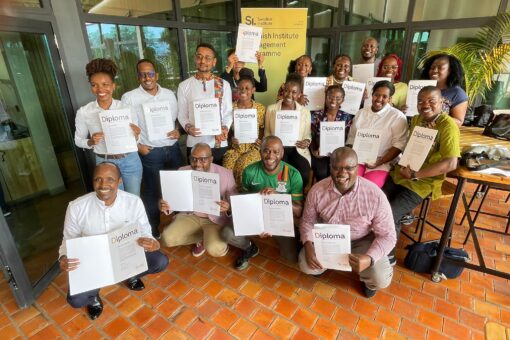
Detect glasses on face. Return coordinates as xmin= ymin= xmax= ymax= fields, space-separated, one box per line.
xmin=138 ymin=71 xmax=156 ymax=78
xmin=382 ymin=65 xmax=398 ymax=70
xmin=190 ymin=156 xmax=212 ymax=163
xmin=195 ymin=54 xmax=214 ymax=62
xmin=332 ymin=165 xmax=358 ymax=172
xmin=327 ymin=95 xmax=344 ymax=101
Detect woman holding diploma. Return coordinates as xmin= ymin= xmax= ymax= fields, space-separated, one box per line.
xmin=277 ymin=55 xmax=313 ymax=105
xmin=346 ymin=80 xmax=408 ymax=188
xmin=265 ymin=73 xmax=312 ymax=186
xmin=376 ymin=54 xmax=407 ymax=110
xmin=74 ymin=58 xmax=142 ymax=195
xmin=326 ymin=54 xmax=353 ymax=86
xmin=223 ymin=75 xmax=266 ymax=187
xmin=310 ymin=85 xmax=352 ymax=181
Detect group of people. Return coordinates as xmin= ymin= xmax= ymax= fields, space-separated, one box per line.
xmin=58 ymin=38 xmax=462 ymax=319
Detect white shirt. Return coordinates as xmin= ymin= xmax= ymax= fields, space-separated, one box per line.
xmin=58 ymin=190 xmax=153 ymax=257
xmin=121 ymin=84 xmax=178 ymax=148
xmin=177 ymin=77 xmax=233 ymax=148
xmin=347 ymin=103 xmax=408 ymax=172
xmin=74 ymin=99 xmax=138 ymax=155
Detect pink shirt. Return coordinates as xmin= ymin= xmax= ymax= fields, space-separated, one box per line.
xmin=300 ymin=177 xmax=396 ymax=262
xmin=180 ymin=163 xmax=238 ymax=226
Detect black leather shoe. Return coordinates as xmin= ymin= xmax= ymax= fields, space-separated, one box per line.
xmin=126 ymin=277 xmax=145 ymax=291
xmin=362 ymin=282 xmax=377 ymax=298
xmin=87 ymin=296 xmax=103 ymax=320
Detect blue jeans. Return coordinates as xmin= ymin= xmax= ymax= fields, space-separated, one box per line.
xmin=140 ymin=143 xmax=182 ymax=234
xmin=95 ymin=151 xmax=142 ymax=196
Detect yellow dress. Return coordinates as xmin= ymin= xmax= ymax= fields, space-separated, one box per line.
xmin=222 ymin=101 xmax=266 ymax=187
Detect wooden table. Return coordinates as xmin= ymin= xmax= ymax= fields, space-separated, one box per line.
xmin=431 ymin=127 xmax=510 ymax=282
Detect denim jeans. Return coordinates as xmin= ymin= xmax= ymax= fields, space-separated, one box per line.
xmin=140 ymin=143 xmax=182 ymax=235
xmin=95 ymin=151 xmax=142 ymax=196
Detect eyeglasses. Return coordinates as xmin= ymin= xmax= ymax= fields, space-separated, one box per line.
xmin=138 ymin=71 xmax=156 ymax=78
xmin=382 ymin=65 xmax=398 ymax=70
xmin=190 ymin=156 xmax=212 ymax=163
xmin=326 ymin=95 xmax=344 ymax=101
xmin=195 ymin=54 xmax=214 ymax=62
xmin=331 ymin=165 xmax=358 ymax=172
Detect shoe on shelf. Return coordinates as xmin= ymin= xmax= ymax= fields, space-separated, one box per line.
xmin=192 ymin=241 xmax=206 ymax=257
xmin=126 ymin=277 xmax=145 ymax=291
xmin=362 ymin=282 xmax=377 ymax=298
xmin=234 ymin=242 xmax=259 ymax=271
xmin=400 ymin=214 xmax=416 ymax=225
xmin=87 ymin=295 xmax=103 ymax=320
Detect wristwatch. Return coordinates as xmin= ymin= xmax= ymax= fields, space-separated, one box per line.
xmin=411 ymin=170 xmax=419 ymax=182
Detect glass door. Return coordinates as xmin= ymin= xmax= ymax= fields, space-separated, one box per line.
xmin=0 ymin=21 xmax=86 ymax=308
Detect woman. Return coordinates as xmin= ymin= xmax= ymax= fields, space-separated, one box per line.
xmin=326 ymin=54 xmax=353 ymax=86
xmin=223 ymin=75 xmax=266 ymax=187
xmin=376 ymin=53 xmax=407 ymax=110
xmin=74 ymin=58 xmax=143 ymax=195
xmin=346 ymin=80 xmax=408 ymax=188
xmin=420 ymin=53 xmax=468 ymax=126
xmin=266 ymin=73 xmax=312 ymax=185
xmin=277 ymin=55 xmax=313 ymax=105
xmin=310 ymin=85 xmax=352 ymax=181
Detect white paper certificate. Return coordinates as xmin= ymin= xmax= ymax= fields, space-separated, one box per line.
xmin=235 ymin=24 xmax=263 ymax=63
xmin=160 ymin=170 xmax=221 ymax=216
xmin=99 ymin=108 xmax=138 ymax=154
xmin=275 ymin=110 xmax=300 ymax=146
xmin=231 ymin=193 xmax=294 ymax=237
xmin=312 ymin=224 xmax=351 ymax=271
xmin=303 ymin=77 xmax=327 ymax=111
xmin=193 ymin=98 xmax=221 ymax=136
xmin=319 ymin=121 xmax=345 ymax=156
xmin=67 ymin=225 xmax=148 ymax=295
xmin=352 ymin=64 xmax=375 ymax=84
xmin=398 ymin=126 xmax=438 ymax=171
xmin=352 ymin=129 xmax=382 ymax=164
xmin=363 ymin=77 xmax=391 ymax=108
xmin=234 ymin=109 xmax=258 ymax=144
xmin=341 ymin=81 xmax=366 ymax=115
xmin=142 ymin=100 xmax=175 ymax=141
xmin=406 ymin=80 xmax=437 ymax=117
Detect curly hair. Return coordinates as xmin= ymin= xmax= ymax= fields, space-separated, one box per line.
xmin=326 ymin=84 xmax=345 ymax=98
xmin=85 ymin=58 xmax=117 ymax=81
xmin=285 ymin=72 xmax=303 ymax=92
xmin=377 ymin=53 xmax=403 ymax=82
xmin=420 ymin=53 xmax=465 ymax=89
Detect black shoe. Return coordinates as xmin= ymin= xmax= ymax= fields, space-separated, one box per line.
xmin=388 ymin=255 xmax=396 ymax=267
xmin=87 ymin=296 xmax=103 ymax=320
xmin=362 ymin=282 xmax=377 ymax=298
xmin=234 ymin=242 xmax=259 ymax=271
xmin=126 ymin=277 xmax=145 ymax=291
xmin=400 ymin=214 xmax=416 ymax=225
xmin=153 ymin=230 xmax=161 ymax=239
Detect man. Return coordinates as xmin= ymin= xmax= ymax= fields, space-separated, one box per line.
xmin=178 ymin=43 xmax=233 ymax=165
xmin=299 ymin=147 xmax=395 ymax=298
xmin=221 ymin=136 xmax=303 ymax=270
xmin=121 ymin=59 xmax=182 ymax=238
xmin=360 ymin=36 xmax=380 ymax=74
xmin=58 ymin=162 xmax=168 ymax=320
xmin=160 ymin=143 xmax=237 ymax=257
xmin=383 ymin=86 xmax=460 ymax=265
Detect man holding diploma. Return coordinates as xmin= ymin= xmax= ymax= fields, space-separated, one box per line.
xmin=299 ymin=147 xmax=395 ymax=298
xmin=58 ymin=163 xmax=168 ymax=320
xmin=122 ymin=59 xmax=182 ymax=238
xmin=221 ymin=136 xmax=304 ymax=270
xmin=382 ymin=86 xmax=460 ymax=265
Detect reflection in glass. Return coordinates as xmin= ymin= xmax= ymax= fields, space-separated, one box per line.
xmin=413 ymin=0 xmax=499 ymax=21
xmin=80 ymin=0 xmax=175 ymax=20
xmin=86 ymin=23 xmax=181 ymax=94
xmin=241 ymin=0 xmax=278 ymax=7
xmin=345 ymin=0 xmax=408 ymax=25
xmin=286 ymin=0 xmax=340 ymax=28
xmin=339 ymin=29 xmax=406 ymax=64
xmin=181 ymin=0 xmax=234 ymax=25
xmin=0 ymin=31 xmax=86 ymax=284
xmin=308 ymin=37 xmax=330 ymax=76
xmin=1 ymin=0 xmax=41 ymax=7
xmin=184 ymin=29 xmax=233 ymax=78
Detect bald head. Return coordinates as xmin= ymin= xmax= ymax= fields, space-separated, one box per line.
xmin=330 ymin=147 xmax=358 ymax=164
xmin=94 ymin=161 xmax=121 ymax=179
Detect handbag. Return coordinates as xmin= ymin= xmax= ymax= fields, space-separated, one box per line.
xmin=483 ymin=113 xmax=510 ymax=141
xmin=404 ymin=240 xmax=469 ymax=279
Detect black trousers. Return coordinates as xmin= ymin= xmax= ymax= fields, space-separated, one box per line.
xmin=283 ymin=147 xmax=310 ymax=186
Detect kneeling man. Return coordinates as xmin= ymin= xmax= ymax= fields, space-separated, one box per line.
xmin=59 ymin=162 xmax=168 ymax=319
xmin=299 ymin=147 xmax=395 ymax=298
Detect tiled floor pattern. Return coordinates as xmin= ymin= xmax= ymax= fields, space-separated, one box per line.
xmin=0 ymin=182 xmax=509 ymax=339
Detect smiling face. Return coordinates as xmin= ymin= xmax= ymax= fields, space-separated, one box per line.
xmin=361 ymin=38 xmax=378 ymax=62
xmin=326 ymin=88 xmax=344 ymax=112
xmin=333 ymin=56 xmax=351 ymax=81
xmin=260 ymin=138 xmax=284 ymax=175
xmin=330 ymin=151 xmax=358 ymax=194
xmin=380 ymin=57 xmax=398 ymax=81
xmin=137 ymin=61 xmax=159 ymax=94
xmin=428 ymin=56 xmax=450 ymax=86
xmin=417 ymin=88 xmax=443 ymax=122
xmin=90 ymin=72 xmax=115 ymax=104
xmin=371 ymin=86 xmax=392 ymax=112
xmin=237 ymin=78 xmax=255 ymax=104
xmin=195 ymin=46 xmax=217 ymax=74
xmin=190 ymin=145 xmax=213 ymax=172
xmin=283 ymin=81 xmax=301 ymax=106
xmin=295 ymin=56 xmax=312 ymax=77
xmin=93 ymin=163 xmax=122 ymax=206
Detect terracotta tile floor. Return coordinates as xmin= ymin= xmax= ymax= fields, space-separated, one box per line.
xmin=1 ymin=182 xmax=509 ymax=339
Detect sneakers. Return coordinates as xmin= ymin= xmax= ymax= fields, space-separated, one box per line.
xmin=234 ymin=242 xmax=259 ymax=270
xmin=363 ymin=282 xmax=377 ymax=298
xmin=192 ymin=241 xmax=206 ymax=257
xmin=400 ymin=214 xmax=416 ymax=225
xmin=388 ymin=254 xmax=396 ymax=267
